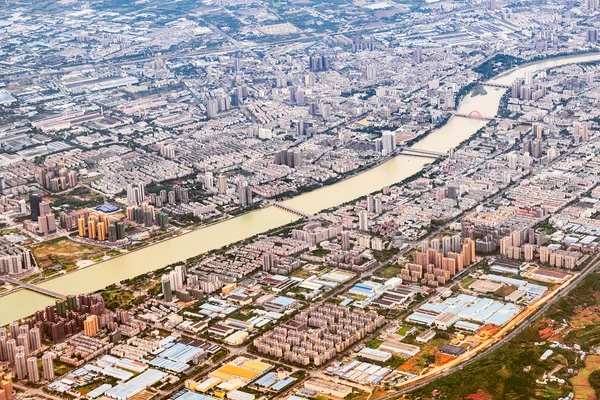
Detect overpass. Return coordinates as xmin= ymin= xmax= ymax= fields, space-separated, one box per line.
xmin=270 ymin=201 xmax=313 ymax=219
xmin=0 ymin=276 xmax=66 ymax=300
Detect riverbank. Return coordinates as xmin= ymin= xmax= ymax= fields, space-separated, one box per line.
xmin=1 ymin=51 xmax=600 ymax=326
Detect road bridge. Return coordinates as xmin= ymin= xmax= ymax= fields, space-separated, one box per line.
xmin=401 ymin=148 xmax=445 ymax=157
xmin=0 ymin=276 xmax=66 ymax=300
xmin=483 ymin=82 xmax=511 ymax=89
xmin=270 ymin=201 xmax=313 ymax=219
xmin=454 ymin=109 xmax=494 ymax=121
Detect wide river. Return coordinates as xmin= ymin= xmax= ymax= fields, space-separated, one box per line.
xmin=1 ymin=52 xmax=600 ymax=325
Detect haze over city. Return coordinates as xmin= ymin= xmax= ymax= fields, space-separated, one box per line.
xmin=1 ymin=0 xmax=600 ymax=399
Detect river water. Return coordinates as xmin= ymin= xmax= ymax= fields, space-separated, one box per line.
xmin=1 ymin=53 xmax=599 ymax=325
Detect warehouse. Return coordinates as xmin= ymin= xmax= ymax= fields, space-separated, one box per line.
xmin=378 ymin=339 xmax=420 ymax=358
xmin=105 ymin=369 xmax=166 ymax=399
xmin=439 ymin=344 xmax=467 ymax=357
xmin=304 ymin=379 xmax=352 ymax=398
xmin=357 ymin=348 xmax=392 ymax=363
xmin=408 ymin=294 xmax=522 ymax=328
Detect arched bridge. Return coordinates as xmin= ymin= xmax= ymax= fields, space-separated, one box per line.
xmin=454 ymin=109 xmax=493 ymax=121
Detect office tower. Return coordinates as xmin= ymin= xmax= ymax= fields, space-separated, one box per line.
xmin=173 ymin=265 xmax=186 ymax=291
xmin=161 ymin=275 xmax=173 ymax=302
xmin=29 ymin=194 xmax=43 ymax=221
xmin=27 ymin=356 xmax=39 ymax=383
xmin=341 ymin=231 xmax=350 ymax=251
xmin=358 ymin=211 xmax=368 ymax=231
xmin=83 ymin=315 xmax=99 ymax=337
xmin=15 ymin=352 xmax=26 ymax=380
xmin=42 ymin=353 xmax=54 ymax=381
xmin=488 ymin=0 xmax=496 ymax=10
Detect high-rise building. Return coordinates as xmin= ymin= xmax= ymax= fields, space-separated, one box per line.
xmin=29 ymin=328 xmax=41 ymax=352
xmin=366 ymin=196 xmax=375 ymax=213
xmin=218 ymin=175 xmax=228 ymax=194
xmin=15 ymin=351 xmax=27 ymax=380
xmin=238 ymin=181 xmax=253 ymax=208
xmin=204 ymin=172 xmax=214 ymax=190
xmin=206 ymin=99 xmax=219 ymax=118
xmin=586 ymin=0 xmax=598 ymax=12
xmin=381 ymin=132 xmax=397 ymax=155
xmin=413 ymin=48 xmax=423 ymax=64
xmin=42 ymin=353 xmax=54 ymax=381
xmin=358 ymin=211 xmax=368 ymax=231
xmin=374 ymin=198 xmax=383 ymax=214
xmin=5 ymin=339 xmax=16 ymax=364
xmin=161 ymin=275 xmax=173 ymax=302
xmin=83 ymin=315 xmax=99 ymax=337
xmin=29 ymin=194 xmax=43 ymax=221
xmin=341 ymin=231 xmax=350 ymax=251
xmin=16 ymin=334 xmax=29 ymax=356
xmin=26 ymin=356 xmax=39 ymax=383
